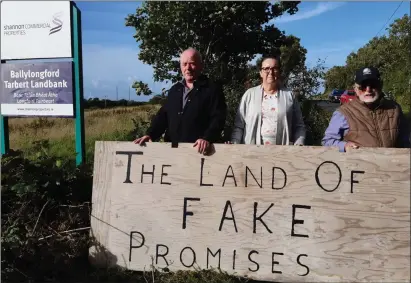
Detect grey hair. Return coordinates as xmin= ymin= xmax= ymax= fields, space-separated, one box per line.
xmin=181 ymin=47 xmax=203 ymax=63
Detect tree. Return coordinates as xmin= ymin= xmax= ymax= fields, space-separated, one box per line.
xmin=244 ymin=35 xmax=308 ymax=87
xmin=287 ymin=58 xmax=327 ymax=100
xmin=132 ymin=80 xmax=152 ymax=96
xmin=324 ymin=65 xmax=350 ymax=90
xmin=323 ymin=14 xmax=410 ymax=110
xmin=125 ymin=1 xmax=301 ymax=85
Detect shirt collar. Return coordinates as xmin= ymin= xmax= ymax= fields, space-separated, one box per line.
xmin=178 ymin=74 xmax=208 ymax=88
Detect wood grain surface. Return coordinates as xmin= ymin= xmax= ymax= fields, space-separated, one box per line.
xmin=89 ymin=141 xmax=410 ymax=282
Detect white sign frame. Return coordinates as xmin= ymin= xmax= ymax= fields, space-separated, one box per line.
xmin=1 ymin=1 xmax=72 ymax=60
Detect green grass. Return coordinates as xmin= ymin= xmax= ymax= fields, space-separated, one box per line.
xmin=8 ymin=105 xmax=159 ymax=163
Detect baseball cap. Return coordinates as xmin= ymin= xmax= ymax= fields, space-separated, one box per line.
xmin=354 ymin=67 xmax=381 ymax=84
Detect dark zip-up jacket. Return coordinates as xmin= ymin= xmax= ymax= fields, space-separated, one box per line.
xmin=146 ymin=75 xmax=227 ymax=143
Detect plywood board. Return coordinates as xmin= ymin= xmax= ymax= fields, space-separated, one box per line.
xmin=89 ymin=141 xmax=410 ymax=282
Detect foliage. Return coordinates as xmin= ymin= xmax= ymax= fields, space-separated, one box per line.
xmin=300 ymin=101 xmax=332 ymax=146
xmin=84 ymin=97 xmax=148 ymax=109
xmin=244 ymin=35 xmax=307 ymax=86
xmin=128 ymin=115 xmax=153 ymax=140
xmin=221 ymin=82 xmax=248 ymax=141
xmin=1 ymin=145 xmax=93 ymax=282
xmin=287 ymin=58 xmax=327 ymax=100
xmin=132 ymin=80 xmax=153 ymax=96
xmin=125 ymin=1 xmax=301 ymax=84
xmin=324 ymin=14 xmax=410 ymax=110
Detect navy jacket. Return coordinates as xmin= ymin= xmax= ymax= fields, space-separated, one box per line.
xmin=146 ymin=75 xmax=227 ymax=144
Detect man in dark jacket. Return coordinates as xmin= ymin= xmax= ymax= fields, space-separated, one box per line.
xmin=134 ymin=48 xmax=227 ymax=154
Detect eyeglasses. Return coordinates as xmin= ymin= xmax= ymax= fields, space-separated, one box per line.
xmin=261 ymin=67 xmax=280 ymax=73
xmin=358 ymin=80 xmax=380 ymax=91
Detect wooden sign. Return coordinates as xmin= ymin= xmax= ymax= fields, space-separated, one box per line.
xmin=89 ymin=141 xmax=410 ymax=282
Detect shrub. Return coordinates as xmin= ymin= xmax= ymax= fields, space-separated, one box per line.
xmin=1 ymin=146 xmax=93 ymax=282
xmin=300 ymin=100 xmax=332 ymax=146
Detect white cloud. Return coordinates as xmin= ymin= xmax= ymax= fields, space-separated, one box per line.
xmin=273 ymin=2 xmax=345 ymax=24
xmin=82 ymin=43 xmax=171 ymax=101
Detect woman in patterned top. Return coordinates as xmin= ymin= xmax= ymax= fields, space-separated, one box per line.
xmin=229 ymin=55 xmax=306 ymax=145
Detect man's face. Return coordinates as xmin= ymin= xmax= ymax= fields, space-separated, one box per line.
xmin=260 ymin=58 xmax=280 ymax=85
xmin=355 ymin=79 xmax=382 ymax=104
xmin=180 ymin=51 xmax=202 ymax=83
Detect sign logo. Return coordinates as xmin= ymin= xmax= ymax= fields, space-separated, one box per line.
xmin=49 ymin=12 xmax=63 ymax=35
xmin=363 ymin=68 xmax=371 ymax=75
xmin=2 ymin=11 xmax=64 ymax=37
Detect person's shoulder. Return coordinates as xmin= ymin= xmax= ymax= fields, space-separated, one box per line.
xmin=339 ymin=100 xmax=353 ymax=112
xmin=240 ymin=85 xmax=260 ymax=100
xmin=168 ymin=80 xmax=183 ymax=92
xmin=332 ymin=108 xmax=347 ymax=121
xmin=279 ymin=87 xmax=296 ymax=99
xmin=247 ymin=85 xmax=261 ymax=92
xmin=383 ymin=97 xmax=402 ymax=110
xmin=280 ymin=87 xmax=293 ymax=94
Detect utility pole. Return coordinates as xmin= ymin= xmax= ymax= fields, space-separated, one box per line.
xmin=128 ymin=86 xmax=131 ymax=101
xmin=116 ymin=85 xmax=118 ymax=101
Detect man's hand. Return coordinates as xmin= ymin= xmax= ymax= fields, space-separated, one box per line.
xmin=344 ymin=141 xmax=359 ymax=151
xmin=134 ymin=135 xmax=152 ymax=145
xmin=193 ymin=139 xmax=210 ymax=154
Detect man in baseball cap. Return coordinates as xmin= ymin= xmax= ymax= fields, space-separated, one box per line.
xmin=322 ymin=66 xmax=410 ymax=152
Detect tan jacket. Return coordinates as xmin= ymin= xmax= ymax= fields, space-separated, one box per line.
xmin=339 ymin=97 xmax=401 ymax=147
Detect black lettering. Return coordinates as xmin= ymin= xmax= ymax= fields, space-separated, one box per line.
xmin=141 ymin=164 xmax=155 ymax=183
xmin=253 ymin=202 xmax=273 ymax=233
xmin=248 ymin=250 xmax=259 ymax=272
xmin=271 ymin=252 xmax=283 ymax=274
xmin=291 ymin=204 xmax=311 ymax=238
xmin=180 ymin=247 xmax=196 ymax=268
xmin=351 ymin=170 xmax=365 ymax=193
xmin=222 ymin=165 xmax=237 ymax=187
xmin=116 ymin=151 xmax=143 ymax=183
xmin=206 ymin=248 xmax=221 ymax=269
xmin=156 ymin=244 xmax=169 ymax=265
xmin=297 ymin=254 xmax=310 ymax=276
xmin=182 ymin=197 xmax=200 ymax=229
xmin=219 ymin=201 xmax=238 ymax=232
xmin=161 ymin=165 xmax=172 ymax=185
xmin=272 ymin=167 xmax=287 ymax=190
xmin=233 ymin=249 xmax=237 ymax=270
xmin=315 ymin=161 xmax=342 ymax=192
xmin=200 ymin=158 xmax=213 ymax=186
xmin=129 ymin=231 xmax=145 ymax=262
xmin=245 ymin=166 xmax=262 ymax=188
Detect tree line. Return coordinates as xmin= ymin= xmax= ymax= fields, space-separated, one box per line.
xmin=324 ymin=15 xmax=410 ymax=111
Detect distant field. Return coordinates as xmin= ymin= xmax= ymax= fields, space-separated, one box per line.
xmin=8 ymin=104 xmax=160 ymax=161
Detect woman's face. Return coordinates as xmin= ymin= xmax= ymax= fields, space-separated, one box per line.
xmin=260 ymin=58 xmax=280 ymax=85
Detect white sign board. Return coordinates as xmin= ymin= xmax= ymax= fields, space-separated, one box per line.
xmin=1 ymin=1 xmax=72 ymax=60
